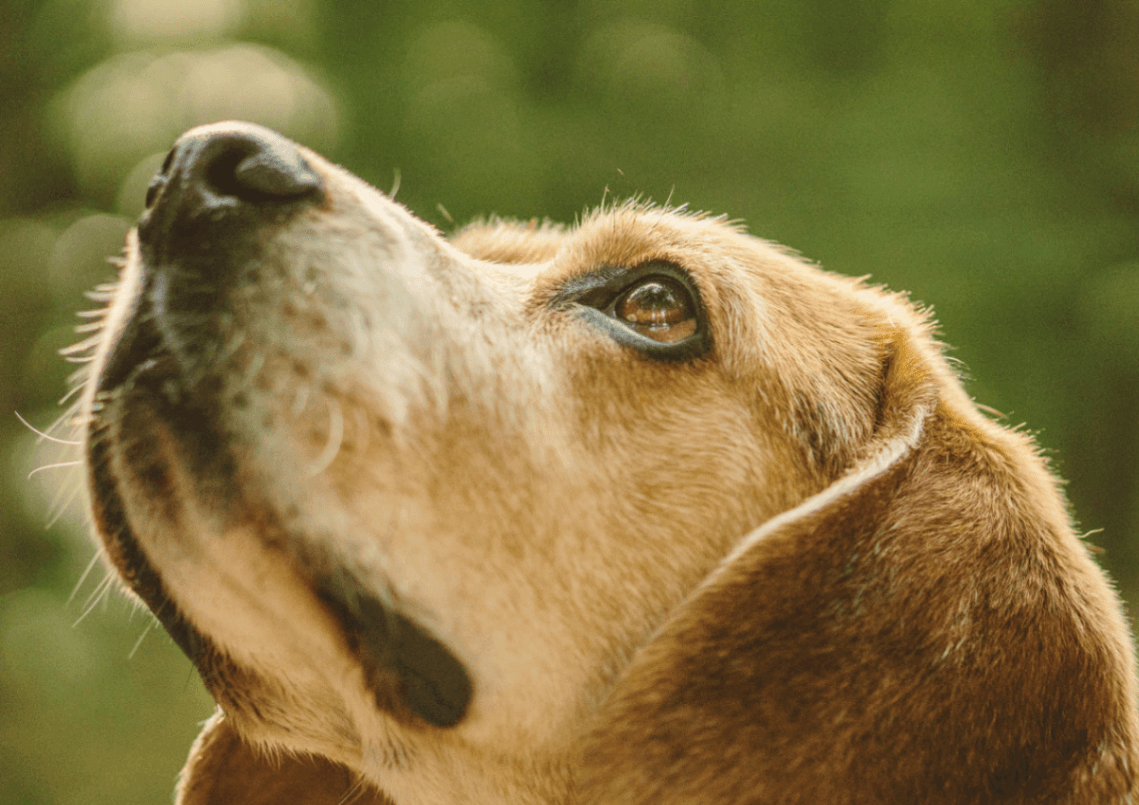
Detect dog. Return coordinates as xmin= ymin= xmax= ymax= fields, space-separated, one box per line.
xmin=76 ymin=121 xmax=1139 ymax=804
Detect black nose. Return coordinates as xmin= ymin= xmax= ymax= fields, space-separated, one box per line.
xmin=133 ymin=123 xmax=326 ymax=317
xmin=141 ymin=123 xmax=324 ymax=237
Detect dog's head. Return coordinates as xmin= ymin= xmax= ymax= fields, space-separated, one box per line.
xmin=79 ymin=122 xmax=1139 ymax=804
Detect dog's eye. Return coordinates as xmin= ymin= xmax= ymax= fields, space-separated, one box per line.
xmin=614 ymin=278 xmax=698 ymax=344
xmin=553 ymin=260 xmax=710 ymax=360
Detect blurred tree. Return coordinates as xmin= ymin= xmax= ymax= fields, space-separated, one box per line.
xmin=1020 ymin=0 xmax=1139 ymax=594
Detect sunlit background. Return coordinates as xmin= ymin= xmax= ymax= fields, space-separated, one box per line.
xmin=2 ymin=1 xmax=1138 ymax=801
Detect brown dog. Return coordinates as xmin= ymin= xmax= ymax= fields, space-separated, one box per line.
xmin=77 ymin=121 xmax=1138 ymax=804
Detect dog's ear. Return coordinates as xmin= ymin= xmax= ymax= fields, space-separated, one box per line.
xmin=176 ymin=708 xmax=391 ymax=805
xmin=579 ymin=315 xmax=1139 ymax=804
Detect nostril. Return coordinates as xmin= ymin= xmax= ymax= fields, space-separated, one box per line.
xmin=235 ymin=144 xmax=322 ymax=198
xmin=201 ymin=135 xmax=322 ymax=203
xmin=203 ymin=148 xmax=250 ymax=199
xmin=139 ymin=125 xmax=325 ymax=246
xmin=145 ymin=146 xmax=178 ymax=209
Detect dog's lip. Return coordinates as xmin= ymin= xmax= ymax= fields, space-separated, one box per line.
xmin=93 ymin=269 xmax=165 ymax=397
xmin=313 ymin=572 xmax=473 ymax=729
xmin=86 ymin=238 xmax=474 ymax=728
xmin=89 ymin=337 xmax=474 ymax=731
xmin=85 ymin=406 xmax=212 ymax=666
xmin=89 ymin=393 xmax=474 ymax=729
xmin=85 ymin=261 xmax=214 ymax=660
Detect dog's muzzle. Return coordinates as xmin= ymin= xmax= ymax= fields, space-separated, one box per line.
xmin=87 ymin=124 xmax=472 ymax=729
xmin=97 ymin=124 xmax=326 ymax=395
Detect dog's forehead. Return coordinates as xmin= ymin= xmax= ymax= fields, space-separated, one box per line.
xmin=451 ymin=207 xmax=776 ymax=327
xmin=553 ymin=207 xmax=749 ymax=277
xmin=453 ymin=207 xmax=753 ymax=273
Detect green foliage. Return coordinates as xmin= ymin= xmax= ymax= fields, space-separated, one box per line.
xmin=2 ymin=1 xmax=1137 ymax=801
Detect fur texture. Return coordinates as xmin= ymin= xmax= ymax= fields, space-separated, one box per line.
xmin=77 ymin=122 xmax=1139 ymax=804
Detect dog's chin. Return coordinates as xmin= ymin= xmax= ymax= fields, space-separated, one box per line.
xmin=86 ymin=317 xmax=473 ymax=733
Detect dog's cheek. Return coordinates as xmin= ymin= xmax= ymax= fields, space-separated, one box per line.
xmin=568 ymin=359 xmax=803 ymax=544
xmin=517 ymin=356 xmax=789 ymax=650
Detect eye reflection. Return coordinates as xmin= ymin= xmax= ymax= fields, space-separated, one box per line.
xmin=615 ymin=278 xmax=698 ymax=343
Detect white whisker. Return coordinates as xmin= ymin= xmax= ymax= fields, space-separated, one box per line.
xmin=46 ymin=479 xmax=84 ymax=530
xmin=58 ymin=379 xmax=89 ymax=407
xmin=68 ymin=552 xmax=104 ymax=605
xmin=73 ymin=573 xmax=116 ymax=627
xmin=27 ymin=460 xmax=82 ymax=479
xmin=14 ymin=410 xmax=82 ymax=446
xmin=128 ymin=618 xmax=157 ymax=659
xmin=305 ymin=397 xmax=344 ymax=477
xmin=337 ymin=776 xmax=367 ymax=805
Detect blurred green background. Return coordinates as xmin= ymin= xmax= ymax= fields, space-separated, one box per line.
xmin=2 ymin=0 xmax=1138 ymax=802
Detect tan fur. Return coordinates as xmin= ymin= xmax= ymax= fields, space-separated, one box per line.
xmin=80 ymin=122 xmax=1139 ymax=804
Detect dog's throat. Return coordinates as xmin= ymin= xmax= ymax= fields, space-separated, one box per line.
xmin=315 ymin=577 xmax=472 ymax=728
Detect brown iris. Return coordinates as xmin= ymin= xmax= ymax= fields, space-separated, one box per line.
xmin=615 ymin=278 xmax=698 ymax=343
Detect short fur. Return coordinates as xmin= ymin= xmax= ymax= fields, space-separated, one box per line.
xmin=78 ymin=122 xmax=1139 ymax=804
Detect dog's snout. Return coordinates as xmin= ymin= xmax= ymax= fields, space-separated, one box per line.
xmin=142 ymin=124 xmax=323 ymax=242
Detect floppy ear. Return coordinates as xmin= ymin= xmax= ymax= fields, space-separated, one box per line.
xmin=579 ymin=320 xmax=1139 ymax=804
xmin=176 ymin=708 xmax=391 ymax=805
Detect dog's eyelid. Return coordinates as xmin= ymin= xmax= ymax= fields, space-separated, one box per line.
xmin=550 ymin=260 xmax=701 ymax=307
xmin=547 ymin=265 xmax=629 ymax=307
xmin=550 ymin=260 xmax=711 ymax=359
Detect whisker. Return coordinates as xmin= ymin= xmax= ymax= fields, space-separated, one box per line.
xmin=128 ymin=618 xmax=157 ymax=659
xmin=27 ymin=460 xmax=82 ymax=479
xmin=84 ymin=291 xmax=113 ymax=303
xmin=58 ymin=380 xmax=88 ymax=407
xmin=60 ymin=336 xmax=102 ymax=356
xmin=68 ymin=552 xmax=104 ymax=605
xmin=46 ymin=480 xmax=84 ymax=530
xmin=338 ymin=775 xmax=368 ymax=805
xmin=305 ymin=397 xmax=344 ymax=477
xmin=73 ymin=573 xmax=117 ymax=628
xmin=14 ymin=411 xmax=82 ymax=446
